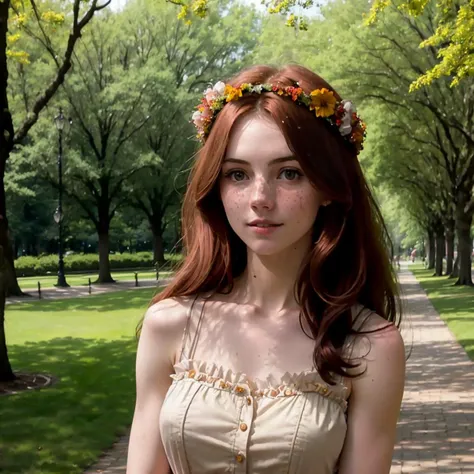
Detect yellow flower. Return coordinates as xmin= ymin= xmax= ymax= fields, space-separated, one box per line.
xmin=309 ymin=88 xmax=337 ymax=117
xmin=224 ymin=85 xmax=243 ymax=102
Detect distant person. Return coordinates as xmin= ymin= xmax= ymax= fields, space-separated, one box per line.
xmin=411 ymin=248 xmax=417 ymax=263
xmin=127 ymin=64 xmax=405 ymax=474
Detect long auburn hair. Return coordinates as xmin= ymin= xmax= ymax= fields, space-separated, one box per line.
xmin=146 ymin=63 xmax=401 ymax=384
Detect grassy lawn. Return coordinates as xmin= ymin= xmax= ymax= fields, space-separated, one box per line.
xmin=18 ymin=270 xmax=173 ymax=290
xmin=1 ymin=287 xmax=160 ymax=474
xmin=410 ymin=264 xmax=474 ymax=361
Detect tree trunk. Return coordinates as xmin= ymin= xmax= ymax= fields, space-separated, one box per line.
xmin=0 ymin=0 xmax=16 ymax=381
xmin=427 ymin=229 xmax=435 ymax=269
xmin=445 ymin=225 xmax=455 ymax=276
xmin=96 ymin=195 xmax=115 ymax=284
xmin=97 ymin=232 xmax=115 ymax=283
xmin=454 ymin=192 xmax=473 ymax=286
xmin=148 ymin=213 xmax=166 ymax=266
xmin=4 ymin=234 xmax=22 ymax=296
xmin=434 ymin=231 xmax=445 ymax=277
xmin=153 ymin=232 xmax=166 ymax=266
xmin=0 ymin=245 xmax=14 ymax=382
xmin=0 ymin=8 xmax=21 ymax=299
xmin=449 ymin=253 xmax=459 ymax=279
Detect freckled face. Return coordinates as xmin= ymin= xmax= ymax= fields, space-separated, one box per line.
xmin=219 ymin=114 xmax=323 ymax=256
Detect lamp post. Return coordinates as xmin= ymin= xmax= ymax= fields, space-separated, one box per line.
xmin=54 ymin=108 xmax=70 ymax=288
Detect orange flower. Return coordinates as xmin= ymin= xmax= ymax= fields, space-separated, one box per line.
xmin=224 ymin=85 xmax=242 ymax=102
xmin=309 ymin=88 xmax=337 ymax=117
xmin=352 ymin=128 xmax=365 ymax=145
xmin=286 ymin=86 xmax=302 ymax=101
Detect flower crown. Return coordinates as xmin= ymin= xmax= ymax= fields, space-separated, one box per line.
xmin=191 ymin=81 xmax=367 ymax=154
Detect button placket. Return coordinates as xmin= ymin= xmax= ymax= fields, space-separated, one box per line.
xmin=233 ymin=386 xmax=254 ymax=472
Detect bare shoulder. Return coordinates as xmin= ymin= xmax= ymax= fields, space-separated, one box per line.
xmin=338 ymin=309 xmax=406 ymax=473
xmin=350 ymin=308 xmax=405 ymax=381
xmin=355 ymin=309 xmax=404 ymax=346
xmin=142 ymin=295 xmax=195 ymax=342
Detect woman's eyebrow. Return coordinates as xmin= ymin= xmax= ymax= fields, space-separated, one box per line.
xmin=222 ymin=156 xmax=297 ymax=165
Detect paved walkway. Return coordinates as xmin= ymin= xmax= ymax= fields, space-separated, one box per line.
xmin=6 ymin=278 xmax=173 ymax=305
xmin=391 ymin=267 xmax=474 ymax=473
xmin=80 ymin=265 xmax=474 ymax=473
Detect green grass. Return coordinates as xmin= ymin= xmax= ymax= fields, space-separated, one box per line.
xmin=1 ymin=287 xmax=160 ymax=474
xmin=18 ymin=270 xmax=172 ymax=290
xmin=411 ymin=264 xmax=474 ymax=361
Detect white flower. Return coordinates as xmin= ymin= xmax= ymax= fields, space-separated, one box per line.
xmin=192 ymin=110 xmax=204 ymax=127
xmin=204 ymin=88 xmax=218 ymax=104
xmin=339 ymin=100 xmax=356 ymax=136
xmin=339 ymin=122 xmax=353 ymax=136
xmin=342 ymin=100 xmax=356 ymax=115
xmin=213 ymin=81 xmax=226 ymax=95
xmin=253 ymin=84 xmax=263 ymax=93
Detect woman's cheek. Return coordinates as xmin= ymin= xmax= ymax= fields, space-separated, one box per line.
xmin=221 ymin=186 xmax=245 ymax=215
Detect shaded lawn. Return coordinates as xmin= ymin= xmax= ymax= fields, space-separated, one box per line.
xmin=1 ymin=287 xmax=158 ymax=474
xmin=411 ymin=264 xmax=474 ymax=361
xmin=18 ymin=270 xmax=172 ymax=291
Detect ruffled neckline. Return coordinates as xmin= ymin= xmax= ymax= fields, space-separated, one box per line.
xmin=171 ymin=358 xmax=349 ymax=411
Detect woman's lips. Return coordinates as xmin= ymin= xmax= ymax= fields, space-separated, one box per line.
xmin=248 ymin=224 xmax=283 ymax=235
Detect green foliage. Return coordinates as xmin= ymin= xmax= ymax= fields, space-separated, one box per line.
xmin=255 ymin=0 xmax=471 ymax=245
xmin=14 ymin=252 xmax=184 ymax=277
xmin=365 ymin=0 xmax=474 ymax=89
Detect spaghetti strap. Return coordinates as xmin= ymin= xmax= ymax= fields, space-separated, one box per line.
xmin=178 ymin=294 xmax=208 ymax=362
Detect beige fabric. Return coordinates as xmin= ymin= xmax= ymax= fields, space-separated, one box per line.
xmin=159 ymin=296 xmax=361 ymax=474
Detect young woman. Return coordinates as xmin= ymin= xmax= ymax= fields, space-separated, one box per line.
xmin=126 ymin=64 xmax=406 ymax=474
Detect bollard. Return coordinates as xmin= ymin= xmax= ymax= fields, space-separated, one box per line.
xmin=134 ymin=272 xmax=138 ymax=287
xmin=38 ymin=282 xmax=41 ymax=299
xmin=88 ymin=278 xmax=92 ymax=295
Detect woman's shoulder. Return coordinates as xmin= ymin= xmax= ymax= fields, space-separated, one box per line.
xmin=348 ymin=303 xmax=404 ymax=364
xmin=350 ymin=302 xmax=397 ymax=331
xmin=143 ymin=294 xmax=198 ymax=339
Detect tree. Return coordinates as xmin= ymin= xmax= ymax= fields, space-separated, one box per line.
xmin=320 ymin=0 xmax=473 ymax=283
xmin=255 ymin=0 xmax=473 ymax=283
xmin=170 ymin=0 xmax=473 ymax=89
xmin=121 ymin=0 xmax=260 ymax=267
xmin=1 ymin=0 xmax=108 ymax=382
xmin=55 ymin=12 xmax=162 ymax=283
xmin=365 ymin=0 xmax=474 ymax=90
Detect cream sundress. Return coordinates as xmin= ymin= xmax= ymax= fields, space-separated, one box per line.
xmin=159 ymin=295 xmax=360 ymax=474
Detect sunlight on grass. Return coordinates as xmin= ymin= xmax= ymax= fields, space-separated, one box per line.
xmin=1 ymin=287 xmax=161 ymax=474
xmin=411 ymin=264 xmax=474 ymax=360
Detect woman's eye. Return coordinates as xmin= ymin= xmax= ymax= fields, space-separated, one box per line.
xmin=279 ymin=169 xmax=303 ymax=180
xmin=226 ymin=170 xmax=247 ymax=181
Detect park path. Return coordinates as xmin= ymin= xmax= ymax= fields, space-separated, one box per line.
xmin=72 ymin=265 xmax=472 ymax=473
xmin=5 ymin=278 xmax=173 ymax=305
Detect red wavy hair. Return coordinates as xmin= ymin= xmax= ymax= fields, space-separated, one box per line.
xmin=146 ymin=64 xmax=402 ymax=384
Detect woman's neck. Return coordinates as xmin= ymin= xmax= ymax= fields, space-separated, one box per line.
xmin=232 ymin=237 xmax=312 ymax=314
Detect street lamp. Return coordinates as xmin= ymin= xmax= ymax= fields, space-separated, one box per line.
xmin=53 ymin=108 xmax=71 ymax=288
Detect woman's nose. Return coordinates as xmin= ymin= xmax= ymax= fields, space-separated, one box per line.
xmin=250 ymin=178 xmax=275 ymax=211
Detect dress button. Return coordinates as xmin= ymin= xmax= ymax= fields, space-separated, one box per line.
xmin=236 ymin=452 xmax=245 ymax=463
xmin=247 ymin=396 xmax=252 ymax=405
xmin=240 ymin=422 xmax=248 ymax=431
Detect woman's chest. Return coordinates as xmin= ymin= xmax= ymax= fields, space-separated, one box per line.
xmin=159 ymin=363 xmax=348 ymax=474
xmin=181 ymin=309 xmax=317 ymax=381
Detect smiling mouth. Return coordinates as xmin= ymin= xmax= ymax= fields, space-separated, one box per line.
xmin=248 ymin=224 xmax=283 ymax=228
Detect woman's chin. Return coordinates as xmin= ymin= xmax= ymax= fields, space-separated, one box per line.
xmin=245 ymin=242 xmax=287 ymax=257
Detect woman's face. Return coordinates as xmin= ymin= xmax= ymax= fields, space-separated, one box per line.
xmin=219 ymin=114 xmax=323 ymax=256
